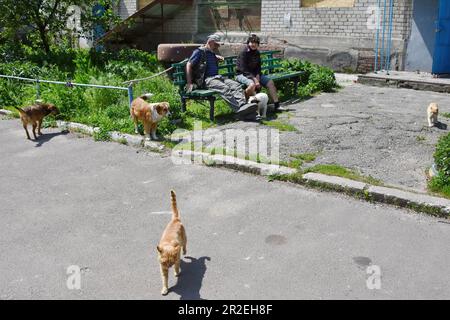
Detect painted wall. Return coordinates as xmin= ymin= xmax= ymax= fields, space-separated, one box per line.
xmin=405 ymin=0 xmax=439 ymax=72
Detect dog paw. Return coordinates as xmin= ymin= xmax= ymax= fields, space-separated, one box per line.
xmin=174 ymin=271 xmax=180 ymax=277
xmin=161 ymin=288 xmax=168 ymax=295
xmin=145 ymin=137 xmax=151 ymax=141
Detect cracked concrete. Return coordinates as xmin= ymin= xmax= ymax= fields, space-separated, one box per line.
xmin=185 ymin=83 xmax=450 ymax=192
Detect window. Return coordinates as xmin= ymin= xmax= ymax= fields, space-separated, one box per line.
xmin=301 ymin=0 xmax=355 ymax=8
xmin=198 ymin=0 xmax=261 ymax=33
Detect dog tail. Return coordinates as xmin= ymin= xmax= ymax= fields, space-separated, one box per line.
xmin=13 ymin=106 xmax=26 ymax=114
xmin=140 ymin=93 xmax=154 ymax=101
xmin=170 ymin=190 xmax=180 ymax=220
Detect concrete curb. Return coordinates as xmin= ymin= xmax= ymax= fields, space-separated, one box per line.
xmin=56 ymin=121 xmax=450 ymax=218
xmin=0 ymin=109 xmax=13 ymax=116
xmin=302 ymin=172 xmax=450 ymax=218
xmin=170 ymin=149 xmax=296 ymax=176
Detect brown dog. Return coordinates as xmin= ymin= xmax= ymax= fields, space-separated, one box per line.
xmin=14 ymin=103 xmax=59 ymax=140
xmin=157 ymin=190 xmax=187 ymax=295
xmin=130 ymin=94 xmax=170 ymax=140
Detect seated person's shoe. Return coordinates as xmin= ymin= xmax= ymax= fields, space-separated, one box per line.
xmin=236 ymin=102 xmax=258 ymax=117
xmin=273 ymin=102 xmax=286 ymax=112
xmin=274 ymin=105 xmax=287 ymax=112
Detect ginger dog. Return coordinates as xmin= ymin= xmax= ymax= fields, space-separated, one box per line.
xmin=14 ymin=103 xmax=59 ymax=140
xmin=157 ymin=190 xmax=187 ymax=295
xmin=130 ymin=94 xmax=170 ymax=140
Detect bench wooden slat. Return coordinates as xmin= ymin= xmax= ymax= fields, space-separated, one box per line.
xmin=185 ymin=90 xmax=216 ymax=97
xmin=266 ymin=71 xmax=305 ymax=81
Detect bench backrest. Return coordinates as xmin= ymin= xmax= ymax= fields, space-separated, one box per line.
xmin=171 ymin=50 xmax=283 ymax=93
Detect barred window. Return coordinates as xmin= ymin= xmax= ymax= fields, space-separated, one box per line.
xmin=198 ymin=0 xmax=261 ymax=33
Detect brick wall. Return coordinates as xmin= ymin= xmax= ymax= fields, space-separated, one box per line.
xmin=261 ymin=0 xmax=412 ymax=41
xmin=160 ymin=4 xmax=197 ymax=34
xmin=117 ymin=0 xmax=137 ymax=20
xmin=260 ymin=0 xmax=413 ymax=72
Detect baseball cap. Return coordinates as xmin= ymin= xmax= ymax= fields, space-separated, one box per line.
xmin=207 ymin=34 xmax=223 ymax=44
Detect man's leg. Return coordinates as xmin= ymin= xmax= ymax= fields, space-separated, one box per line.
xmin=223 ymin=78 xmax=249 ymax=105
xmin=223 ymin=78 xmax=260 ymax=119
xmin=206 ymin=77 xmax=242 ymax=112
xmin=261 ymin=76 xmax=282 ymax=111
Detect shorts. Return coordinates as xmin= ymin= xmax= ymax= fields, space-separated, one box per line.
xmin=235 ymin=74 xmax=271 ymax=87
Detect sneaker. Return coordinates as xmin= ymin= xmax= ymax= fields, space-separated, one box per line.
xmin=274 ymin=105 xmax=287 ymax=112
xmin=236 ymin=102 xmax=258 ymax=117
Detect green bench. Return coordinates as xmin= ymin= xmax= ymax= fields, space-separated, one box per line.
xmin=170 ymin=50 xmax=304 ymax=121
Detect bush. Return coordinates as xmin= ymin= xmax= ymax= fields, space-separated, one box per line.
xmin=277 ymin=58 xmax=338 ymax=97
xmin=429 ymin=133 xmax=450 ymax=197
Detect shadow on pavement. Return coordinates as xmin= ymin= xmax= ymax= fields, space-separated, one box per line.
xmin=170 ymin=256 xmax=211 ymax=300
xmin=34 ymin=130 xmax=69 ymax=148
xmin=436 ymin=122 xmax=448 ymax=130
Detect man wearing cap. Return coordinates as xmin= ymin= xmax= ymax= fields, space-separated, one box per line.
xmin=186 ymin=34 xmax=259 ymax=120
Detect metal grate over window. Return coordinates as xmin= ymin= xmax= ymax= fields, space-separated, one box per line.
xmin=198 ymin=0 xmax=261 ymax=33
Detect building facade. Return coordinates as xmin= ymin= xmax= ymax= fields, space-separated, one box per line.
xmin=108 ymin=0 xmax=450 ymax=74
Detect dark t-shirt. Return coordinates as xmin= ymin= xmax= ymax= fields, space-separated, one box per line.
xmin=189 ymin=48 xmax=219 ymax=78
xmin=236 ymin=46 xmax=261 ymax=78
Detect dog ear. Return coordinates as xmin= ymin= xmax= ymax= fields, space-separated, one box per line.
xmin=155 ymin=104 xmax=164 ymax=114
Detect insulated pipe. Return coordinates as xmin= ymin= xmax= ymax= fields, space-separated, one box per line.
xmin=386 ymin=0 xmax=394 ymax=73
xmin=380 ymin=0 xmax=388 ymax=71
xmin=374 ymin=0 xmax=381 ymax=72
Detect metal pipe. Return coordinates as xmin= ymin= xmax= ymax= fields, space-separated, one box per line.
xmin=0 ymin=74 xmax=129 ymax=91
xmin=374 ymin=0 xmax=381 ymax=73
xmin=386 ymin=0 xmax=394 ymax=73
xmin=380 ymin=0 xmax=388 ymax=71
xmin=36 ymin=79 xmax=40 ymax=100
xmin=127 ymin=85 xmax=134 ymax=109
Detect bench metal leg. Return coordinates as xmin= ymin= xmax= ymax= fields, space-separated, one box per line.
xmin=181 ymin=97 xmax=187 ymax=113
xmin=294 ymin=78 xmax=299 ymax=95
xmin=209 ymin=97 xmax=215 ymax=122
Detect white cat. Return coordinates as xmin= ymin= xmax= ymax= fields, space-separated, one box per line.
xmin=248 ymin=92 xmax=269 ymax=119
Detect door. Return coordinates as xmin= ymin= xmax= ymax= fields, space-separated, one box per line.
xmin=432 ymin=0 xmax=450 ymax=74
xmin=405 ymin=0 xmax=439 ymax=72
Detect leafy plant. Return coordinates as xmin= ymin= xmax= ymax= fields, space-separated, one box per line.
xmin=430 ymin=133 xmax=450 ymax=196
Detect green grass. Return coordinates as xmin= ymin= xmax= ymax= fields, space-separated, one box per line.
xmin=279 ymin=159 xmax=303 ymax=169
xmin=279 ymin=153 xmax=317 ymax=170
xmin=442 ymin=112 xmax=450 ymax=119
xmin=261 ymin=120 xmax=298 ymax=132
xmin=430 ymin=186 xmax=450 ymax=199
xmin=290 ymin=153 xmax=317 ymax=163
xmin=416 ymin=135 xmax=426 ymax=142
xmin=304 ymin=164 xmax=383 ymax=186
xmin=428 ymin=177 xmax=450 ymax=200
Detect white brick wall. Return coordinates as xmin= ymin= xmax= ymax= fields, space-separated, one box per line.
xmin=162 ymin=4 xmax=197 ymax=34
xmin=117 ymin=0 xmax=138 ymax=20
xmin=261 ymin=0 xmax=413 ymax=41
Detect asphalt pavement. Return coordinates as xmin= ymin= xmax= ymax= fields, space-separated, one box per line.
xmin=1 ymin=119 xmax=449 ymax=299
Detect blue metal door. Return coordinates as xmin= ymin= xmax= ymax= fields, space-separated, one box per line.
xmin=432 ymin=0 xmax=450 ymax=74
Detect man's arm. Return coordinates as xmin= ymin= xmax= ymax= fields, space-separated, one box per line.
xmin=186 ymin=49 xmax=201 ymax=92
xmin=185 ymin=61 xmax=194 ymax=92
